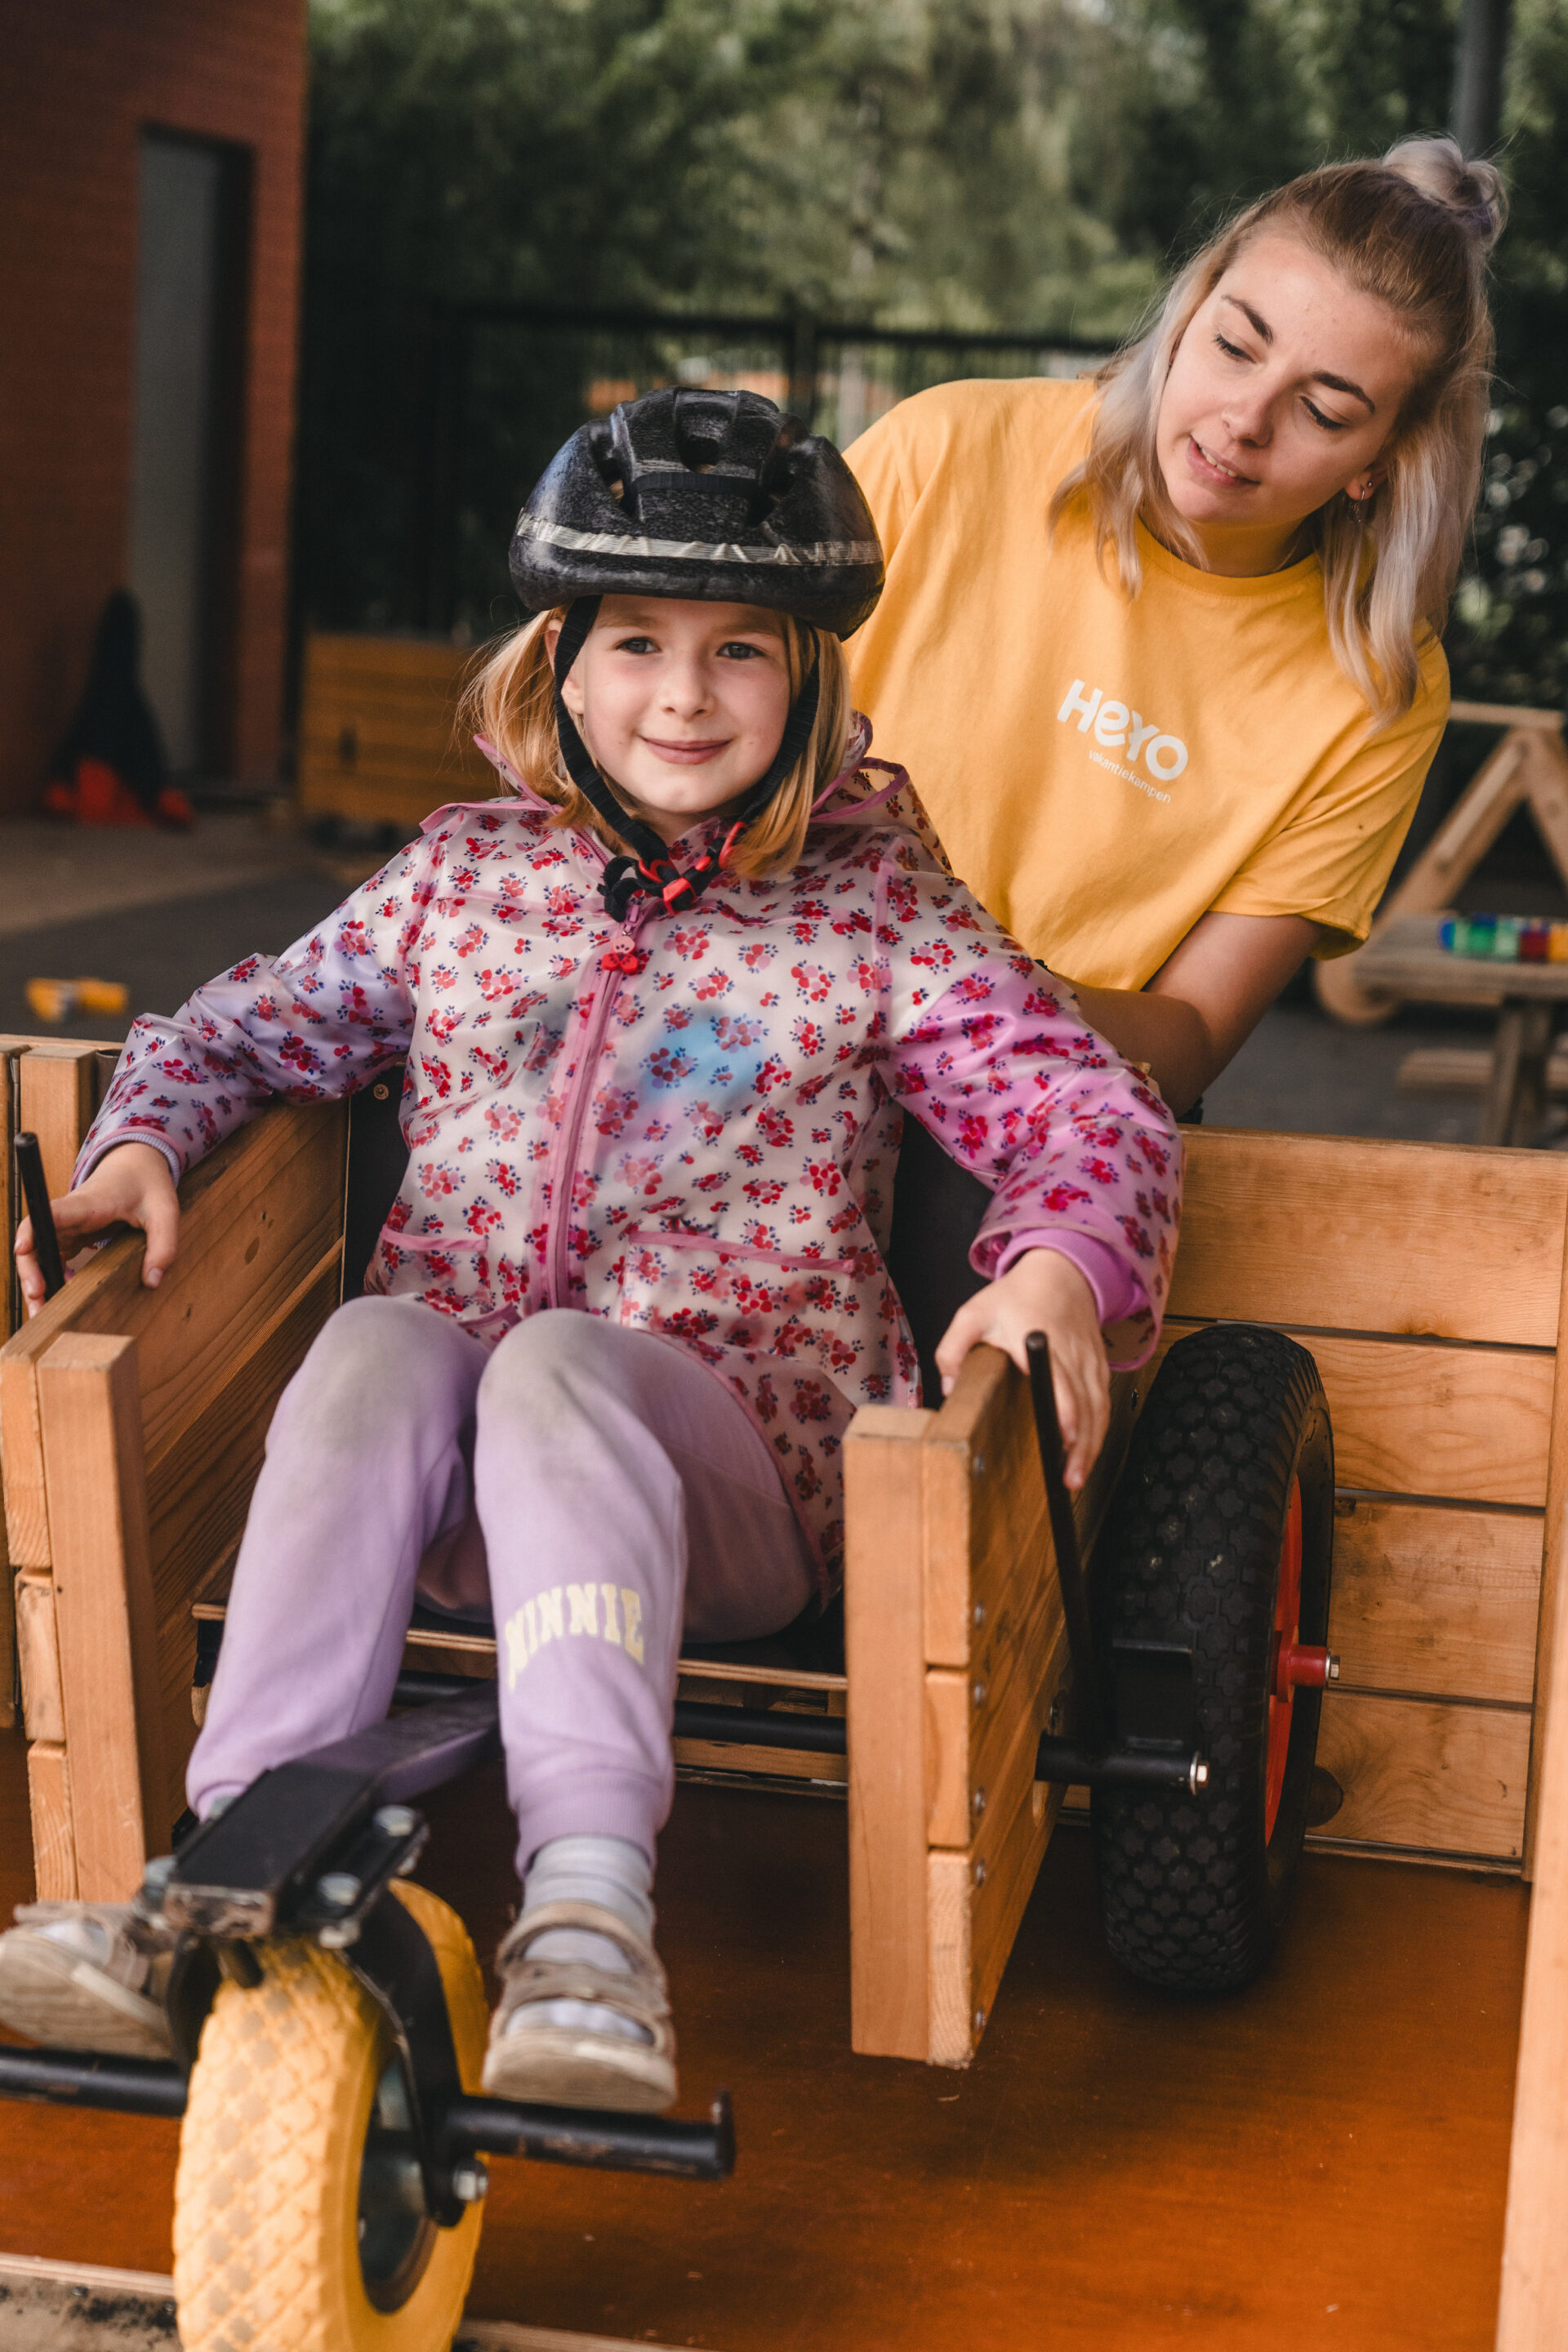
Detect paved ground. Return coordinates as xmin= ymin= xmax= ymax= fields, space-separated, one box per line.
xmin=0 ymin=814 xmax=1550 ymax=1147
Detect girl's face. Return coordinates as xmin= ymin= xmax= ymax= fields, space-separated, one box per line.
xmin=1156 ymin=231 xmax=1423 ymax=574
xmin=550 ymin=597 xmax=793 ymax=845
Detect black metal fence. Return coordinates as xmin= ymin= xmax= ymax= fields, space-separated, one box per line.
xmin=293 ymin=287 xmax=1109 ymax=644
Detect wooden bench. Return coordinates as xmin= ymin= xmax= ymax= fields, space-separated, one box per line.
xmin=296 ymin=632 xmax=493 ymax=834
xmin=3 ymin=1095 xmax=1568 ymax=2345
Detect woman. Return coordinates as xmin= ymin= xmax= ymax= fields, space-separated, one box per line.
xmin=845 ymin=136 xmax=1506 ymax=1114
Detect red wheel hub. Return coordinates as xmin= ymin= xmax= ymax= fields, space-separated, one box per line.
xmin=1264 ymin=1480 xmax=1304 ymax=1842
xmin=1263 ymin=1482 xmax=1339 ymax=1838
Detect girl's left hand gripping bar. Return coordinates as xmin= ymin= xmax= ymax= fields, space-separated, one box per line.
xmin=15 ymin=1132 xmax=67 ymax=1301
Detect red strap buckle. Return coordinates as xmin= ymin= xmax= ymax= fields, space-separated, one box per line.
xmin=601 ymin=947 xmax=647 ymax=975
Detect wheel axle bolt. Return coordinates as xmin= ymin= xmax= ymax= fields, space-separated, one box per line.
xmin=973 ymin=2007 xmax=987 ymax=2035
xmin=973 ymin=1859 xmax=987 ymax=1888
xmin=317 ymin=1872 xmax=362 ymax=1910
xmin=971 ymin=1786 xmax=987 ymax=1817
xmin=971 ymin=1679 xmax=987 ymax=1708
xmin=374 ymin=1805 xmax=419 ymax=1839
xmin=452 ymin=2162 xmax=489 ymax=2204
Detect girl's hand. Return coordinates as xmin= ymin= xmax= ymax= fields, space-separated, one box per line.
xmin=933 ymin=1248 xmax=1110 ymax=1490
xmin=15 ymin=1141 xmax=180 ymax=1319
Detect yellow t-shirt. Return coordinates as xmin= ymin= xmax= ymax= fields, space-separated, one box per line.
xmin=845 ymin=376 xmax=1447 ymax=990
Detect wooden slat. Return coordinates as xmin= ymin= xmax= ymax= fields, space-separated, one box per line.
xmin=18 ymin=1043 xmax=100 ymax=1202
xmin=1448 ymin=697 xmax=1564 ymax=728
xmin=39 ymin=1334 xmax=168 ymax=1897
xmin=2 ymin=1044 xmax=17 ymax=1343
xmin=1329 ymin=1497 xmax=1543 ymax=1704
xmin=1314 ymin=1690 xmax=1530 ymax=1860
xmin=15 ymin=1571 xmax=64 ymax=1743
xmin=929 ymin=1758 xmax=1066 ymax=2067
xmin=1526 ymin=1203 xmax=1568 ymax=1874
xmin=1498 ymin=1432 xmax=1568 ymax=2348
xmin=0 ymin=1051 xmax=13 ymax=1724
xmin=1169 ymin=1126 xmax=1568 ymax=1348
xmin=24 ymin=1741 xmax=76 ymax=1901
xmin=916 ymin=1344 xmax=1121 ymax=2063
xmin=845 ymin=1402 xmax=933 ymax=2060
xmin=145 ymin=1245 xmax=341 ymax=1636
xmin=0 ymin=1099 xmax=348 ymax=1566
xmin=673 ymin=1740 xmax=848 ymax=1785
xmin=1155 ymin=1318 xmax=1553 ymax=1508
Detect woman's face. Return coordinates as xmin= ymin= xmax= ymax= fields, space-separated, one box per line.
xmin=551 ymin=596 xmax=793 ymax=844
xmin=1156 ymin=231 xmax=1423 ymax=572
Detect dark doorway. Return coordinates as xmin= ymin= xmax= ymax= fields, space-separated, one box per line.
xmin=127 ymin=128 xmax=250 ymax=778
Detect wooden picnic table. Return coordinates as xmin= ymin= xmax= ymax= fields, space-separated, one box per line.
xmin=1355 ymin=909 xmax=1568 ymax=1146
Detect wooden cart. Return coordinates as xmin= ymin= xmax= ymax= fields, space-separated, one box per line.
xmin=2 ymin=1072 xmax=1567 ymax=2345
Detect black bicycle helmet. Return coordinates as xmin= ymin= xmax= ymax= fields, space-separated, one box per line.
xmin=509 ymin=388 xmax=884 ymax=921
xmin=509 ymin=385 xmax=883 ymax=638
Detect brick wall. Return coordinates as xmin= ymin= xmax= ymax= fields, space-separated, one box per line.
xmin=0 ymin=0 xmax=307 ymax=814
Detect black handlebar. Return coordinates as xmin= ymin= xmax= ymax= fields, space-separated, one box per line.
xmin=14 ymin=1132 xmax=66 ymax=1301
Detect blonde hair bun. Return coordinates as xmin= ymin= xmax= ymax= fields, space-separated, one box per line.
xmin=1383 ymin=135 xmax=1508 ymax=256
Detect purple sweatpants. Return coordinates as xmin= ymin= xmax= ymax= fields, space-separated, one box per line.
xmin=189 ymin=1297 xmax=817 ymax=1868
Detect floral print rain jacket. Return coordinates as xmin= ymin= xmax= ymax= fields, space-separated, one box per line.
xmin=79 ymin=724 xmax=1182 ymax=1585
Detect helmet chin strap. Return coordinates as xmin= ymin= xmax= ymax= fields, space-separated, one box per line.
xmin=551 ymin=596 xmax=822 ymax=922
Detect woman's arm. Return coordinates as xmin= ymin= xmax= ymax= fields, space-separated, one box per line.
xmin=1075 ymin=910 xmax=1324 ymax=1118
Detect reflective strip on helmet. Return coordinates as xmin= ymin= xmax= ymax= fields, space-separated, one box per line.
xmin=517 ymin=516 xmax=882 ymax=567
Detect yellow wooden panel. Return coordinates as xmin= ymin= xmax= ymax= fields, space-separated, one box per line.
xmin=1170 ymin=1125 xmax=1568 ymax=1347
xmin=1330 ymin=1496 xmax=1543 ymax=1704
xmin=1315 ymin=1690 xmax=1530 ymax=1859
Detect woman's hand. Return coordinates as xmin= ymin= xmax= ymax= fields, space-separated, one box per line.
xmin=15 ymin=1141 xmax=180 ymax=1319
xmin=933 ymin=1248 xmax=1110 ymax=1490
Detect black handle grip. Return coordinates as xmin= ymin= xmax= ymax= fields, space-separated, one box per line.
xmin=14 ymin=1132 xmax=66 ymax=1301
xmin=1025 ymin=1329 xmax=1107 ymax=1753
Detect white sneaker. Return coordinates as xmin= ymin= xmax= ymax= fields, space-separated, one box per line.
xmin=481 ymin=1899 xmax=678 ymax=2113
xmin=0 ymin=1902 xmax=176 ymax=2059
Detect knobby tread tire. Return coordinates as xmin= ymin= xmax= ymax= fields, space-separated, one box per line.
xmin=1090 ymin=1323 xmax=1334 ymax=1994
xmin=172 ymin=1882 xmax=488 ymax=2352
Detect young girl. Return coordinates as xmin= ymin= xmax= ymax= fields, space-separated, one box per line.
xmin=1 ymin=390 xmax=1179 ymax=2112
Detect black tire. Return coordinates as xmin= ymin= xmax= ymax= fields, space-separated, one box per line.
xmin=1090 ymin=1324 xmax=1334 ymax=1993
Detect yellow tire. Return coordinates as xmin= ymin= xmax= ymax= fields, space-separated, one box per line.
xmin=172 ymin=1882 xmax=489 ymax=2352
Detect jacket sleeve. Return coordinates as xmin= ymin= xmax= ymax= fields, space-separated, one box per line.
xmin=876 ymin=846 xmax=1182 ymax=1366
xmin=75 ymin=834 xmax=438 ymax=1187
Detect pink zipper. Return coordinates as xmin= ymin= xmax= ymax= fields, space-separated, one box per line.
xmin=543 ymin=922 xmax=648 ymax=1307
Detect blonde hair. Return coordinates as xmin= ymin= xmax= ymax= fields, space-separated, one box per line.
xmin=1049 ymin=136 xmax=1507 ymax=725
xmin=461 ymin=604 xmax=852 ymax=878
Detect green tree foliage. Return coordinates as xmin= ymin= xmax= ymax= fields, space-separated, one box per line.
xmin=301 ymin=0 xmax=1567 ymax=702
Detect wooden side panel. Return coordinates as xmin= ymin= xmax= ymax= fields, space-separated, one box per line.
xmin=1526 ymin=1218 xmax=1568 ymax=1874
xmin=24 ymin=1742 xmax=76 ymax=1902
xmin=846 ymin=1403 xmax=933 ymax=2060
xmin=1315 ymin=1691 xmax=1530 ymax=1860
xmin=1498 ymin=1454 xmax=1568 ymax=2350
xmin=0 ymin=1099 xmax=347 ymax=1567
xmin=1169 ymin=1126 xmax=1568 ymax=1347
xmin=918 ymin=1346 xmax=1103 ymax=2064
xmin=1156 ymin=1320 xmax=1554 ymax=1510
xmin=1329 ymin=1498 xmax=1543 ymax=1704
xmin=15 ymin=1571 xmax=64 ymax=1742
xmin=40 ymin=1334 xmax=169 ymax=1898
